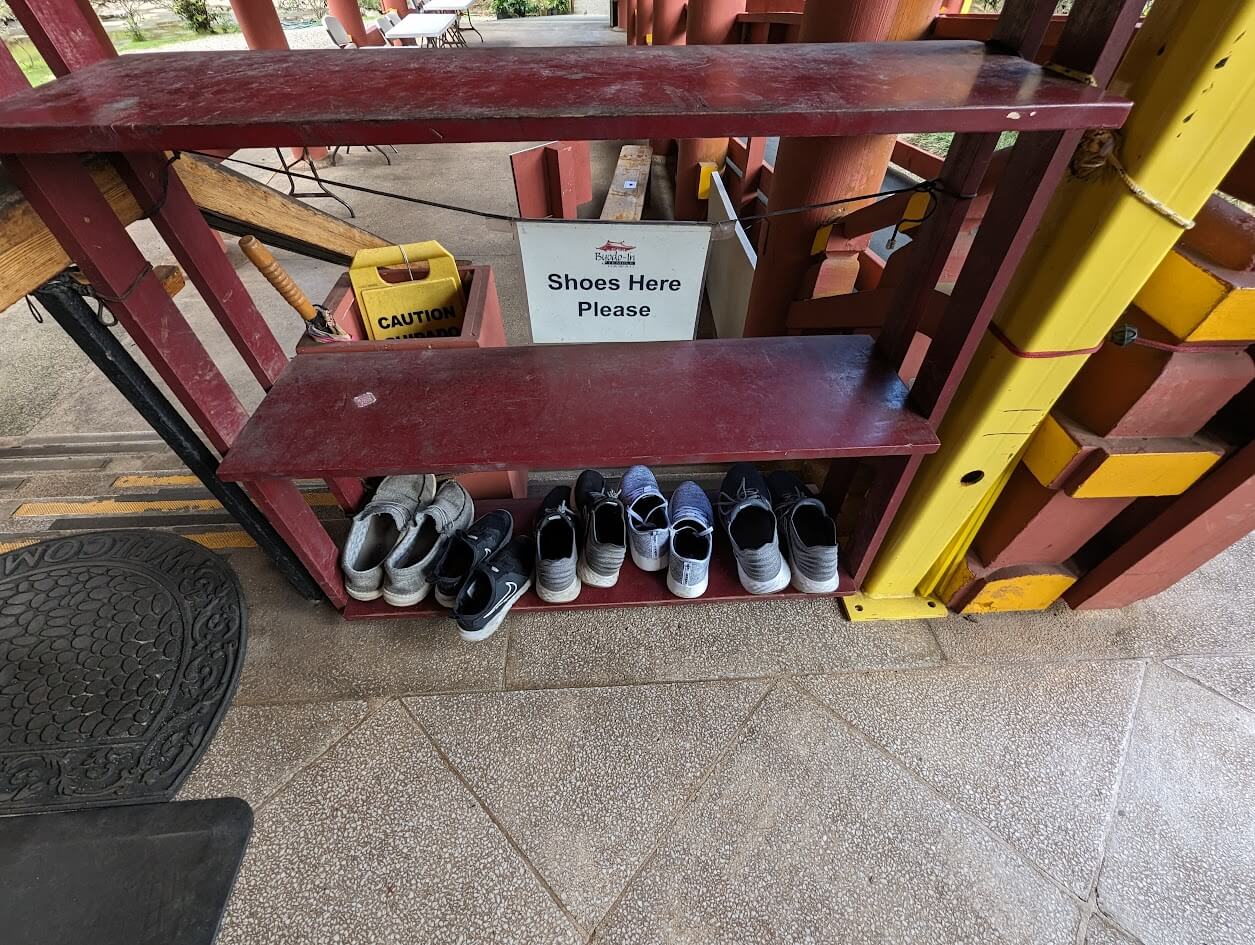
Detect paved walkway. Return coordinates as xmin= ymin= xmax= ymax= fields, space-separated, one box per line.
xmin=1 ymin=13 xmax=1252 ymax=945
xmin=179 ymin=533 xmax=1255 ymax=945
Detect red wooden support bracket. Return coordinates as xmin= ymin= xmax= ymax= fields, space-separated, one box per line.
xmin=246 ymin=480 xmax=348 ymax=607
xmin=113 ymin=154 xmax=290 ymax=388
xmin=13 ymin=0 xmax=363 ymax=524
xmin=8 ymin=0 xmax=114 ymax=75
xmin=5 ymin=154 xmax=248 ymax=454
xmin=510 ymin=140 xmax=591 ymax=219
xmin=876 ymin=132 xmax=1001 ymax=372
xmin=1064 ymin=439 xmax=1255 ymax=610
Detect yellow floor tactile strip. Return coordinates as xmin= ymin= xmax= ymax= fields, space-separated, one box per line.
xmin=14 ymin=493 xmax=338 ymax=518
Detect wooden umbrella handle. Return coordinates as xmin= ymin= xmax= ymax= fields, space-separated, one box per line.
xmin=238 ymin=236 xmax=318 ymax=323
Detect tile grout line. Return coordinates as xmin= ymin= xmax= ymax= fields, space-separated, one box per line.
xmin=501 ymin=618 xmax=516 ymax=691
xmin=397 ymin=698 xmax=592 ymax=942
xmin=588 ymin=677 xmax=781 ymax=943
xmin=923 ymin=619 xmax=950 ymax=664
xmin=249 ymin=698 xmax=384 ymax=813
xmin=1073 ymin=890 xmax=1099 ymax=945
xmin=790 ymin=679 xmax=1091 ymax=911
xmin=1158 ymin=659 xmax=1255 ymax=716
xmin=226 ymin=649 xmax=1255 ymax=710
xmin=1083 ymin=660 xmax=1149 ymax=905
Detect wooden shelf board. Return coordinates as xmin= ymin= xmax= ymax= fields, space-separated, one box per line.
xmin=343 ymin=497 xmax=855 ymax=620
xmin=216 ymin=334 xmax=940 ymax=481
xmin=0 ymin=42 xmax=1131 ymax=153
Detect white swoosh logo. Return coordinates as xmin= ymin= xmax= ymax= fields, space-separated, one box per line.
xmin=483 ymin=581 xmax=518 ymax=620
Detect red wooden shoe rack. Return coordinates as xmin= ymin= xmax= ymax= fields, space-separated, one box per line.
xmin=0 ymin=0 xmax=1144 ymax=617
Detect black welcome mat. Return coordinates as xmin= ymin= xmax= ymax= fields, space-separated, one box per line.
xmin=0 ymin=797 xmax=253 ymax=945
xmin=0 ymin=531 xmax=246 ymax=814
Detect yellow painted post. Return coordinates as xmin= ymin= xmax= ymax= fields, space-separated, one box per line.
xmin=851 ymin=0 xmax=1255 ymax=618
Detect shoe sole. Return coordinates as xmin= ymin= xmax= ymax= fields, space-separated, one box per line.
xmin=346 ymin=584 xmax=383 ymax=602
xmin=459 ymin=577 xmax=531 ymax=642
xmin=537 ymin=574 xmax=582 ymax=603
xmin=577 ymin=556 xmax=621 ymax=588
xmin=666 ymin=571 xmax=708 ymax=599
xmin=630 ymin=546 xmax=668 ymax=572
xmin=383 ymin=581 xmax=432 ymax=607
xmin=789 ymin=561 xmax=840 ymax=594
xmin=736 ymin=558 xmax=792 ymax=595
xmin=434 ymin=588 xmax=457 ymax=608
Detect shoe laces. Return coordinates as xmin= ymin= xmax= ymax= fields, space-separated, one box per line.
xmin=544 ymin=498 xmax=575 ymax=525
xmin=771 ymin=485 xmax=811 ymax=517
xmin=717 ymin=480 xmax=763 ymax=519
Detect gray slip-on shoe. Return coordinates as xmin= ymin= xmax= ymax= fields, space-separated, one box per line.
xmin=341 ymin=474 xmax=436 ymax=601
xmin=383 ymin=479 xmax=474 ymax=606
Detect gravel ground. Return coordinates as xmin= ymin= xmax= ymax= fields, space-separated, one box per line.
xmin=138 ymin=24 xmax=336 ymax=52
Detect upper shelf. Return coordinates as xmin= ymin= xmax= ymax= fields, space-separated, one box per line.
xmin=215 ymin=335 xmax=940 ymax=481
xmin=0 ymin=42 xmax=1131 ymax=153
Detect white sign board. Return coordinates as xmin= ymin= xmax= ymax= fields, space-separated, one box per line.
xmin=516 ymin=220 xmax=711 ymax=343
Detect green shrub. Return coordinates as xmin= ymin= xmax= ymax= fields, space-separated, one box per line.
xmin=169 ymin=0 xmax=226 ymax=33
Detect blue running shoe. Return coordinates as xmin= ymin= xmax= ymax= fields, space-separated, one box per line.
xmin=667 ymin=481 xmax=714 ymax=599
xmin=621 ymin=465 xmax=669 ymax=572
xmin=718 ymin=463 xmax=790 ymax=595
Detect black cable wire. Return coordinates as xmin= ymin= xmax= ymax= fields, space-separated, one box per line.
xmin=183 ymin=149 xmax=971 ymax=229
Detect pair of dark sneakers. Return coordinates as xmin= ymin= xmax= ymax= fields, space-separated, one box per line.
xmin=430 ymin=509 xmax=532 ymax=641
xmin=718 ymin=464 xmax=840 ymax=595
xmin=534 ymin=470 xmax=627 ymax=603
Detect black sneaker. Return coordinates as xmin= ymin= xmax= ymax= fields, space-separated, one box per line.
xmin=430 ymin=509 xmax=513 ymax=608
xmin=766 ymin=470 xmax=840 ymax=594
xmin=717 ymin=463 xmax=790 ymax=595
xmin=573 ymin=469 xmax=627 ymax=588
xmin=534 ymin=486 xmax=580 ymax=603
xmin=453 ymin=536 xmax=533 ymax=642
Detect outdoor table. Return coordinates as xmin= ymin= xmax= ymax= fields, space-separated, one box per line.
xmin=424 ymin=0 xmax=482 ymax=44
xmin=385 ymin=12 xmax=457 ymax=47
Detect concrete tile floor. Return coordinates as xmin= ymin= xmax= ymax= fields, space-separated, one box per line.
xmin=2 ymin=13 xmax=1251 ymax=944
xmin=176 ymin=537 xmax=1254 ymax=945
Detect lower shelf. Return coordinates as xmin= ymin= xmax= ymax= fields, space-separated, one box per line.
xmin=342 ymin=497 xmax=854 ymax=620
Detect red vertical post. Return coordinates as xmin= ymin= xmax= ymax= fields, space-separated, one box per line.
xmin=653 ymin=0 xmax=686 ymax=45
xmin=626 ymin=0 xmax=638 ymax=43
xmin=225 ymin=0 xmax=328 ymax=160
xmin=674 ymin=0 xmax=747 ymax=220
xmin=635 ymin=0 xmax=654 ymax=44
xmin=328 ymin=0 xmax=371 ymax=45
xmin=741 ymin=0 xmax=938 ymax=337
xmin=228 ymin=0 xmax=289 ymax=48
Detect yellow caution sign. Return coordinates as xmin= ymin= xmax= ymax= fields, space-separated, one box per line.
xmin=350 ymin=241 xmax=465 ymax=342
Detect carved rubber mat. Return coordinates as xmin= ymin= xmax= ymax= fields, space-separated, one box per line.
xmin=0 ymin=531 xmax=246 ymax=814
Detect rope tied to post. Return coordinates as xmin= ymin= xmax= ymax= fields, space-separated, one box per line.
xmin=1070 ymin=129 xmax=1195 ymax=230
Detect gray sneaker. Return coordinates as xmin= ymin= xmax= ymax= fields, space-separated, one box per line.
xmin=341 ymin=474 xmax=436 ymax=601
xmin=574 ymin=469 xmax=627 ymax=588
xmin=383 ymin=479 xmax=474 ymax=606
xmin=767 ymin=470 xmax=840 ymax=593
xmin=621 ymin=465 xmax=669 ymax=571
xmin=666 ymin=481 xmax=714 ymax=599
xmin=717 ymin=464 xmax=790 ymax=595
xmin=534 ymin=486 xmax=580 ymax=603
